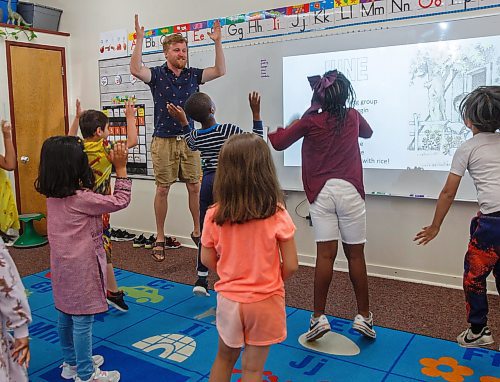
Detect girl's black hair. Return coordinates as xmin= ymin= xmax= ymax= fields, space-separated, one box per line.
xmin=35 ymin=136 xmax=95 ymax=198
xmin=322 ymin=71 xmax=356 ymax=132
xmin=459 ymin=86 xmax=500 ymax=133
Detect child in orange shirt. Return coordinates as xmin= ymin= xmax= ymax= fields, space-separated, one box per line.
xmin=201 ymin=133 xmax=298 ymax=381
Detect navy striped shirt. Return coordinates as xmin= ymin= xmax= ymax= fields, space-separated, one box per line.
xmin=182 ymin=121 xmax=264 ymax=173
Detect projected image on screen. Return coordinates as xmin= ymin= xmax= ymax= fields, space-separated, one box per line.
xmin=283 ymin=35 xmax=500 ymax=170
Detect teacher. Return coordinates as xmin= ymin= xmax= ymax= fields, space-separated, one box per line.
xmin=130 ymin=15 xmax=226 ymax=261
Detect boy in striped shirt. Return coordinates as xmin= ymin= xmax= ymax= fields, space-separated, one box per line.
xmin=167 ymin=92 xmax=263 ymax=296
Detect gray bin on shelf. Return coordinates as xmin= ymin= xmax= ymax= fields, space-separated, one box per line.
xmin=17 ymin=2 xmax=62 ymax=31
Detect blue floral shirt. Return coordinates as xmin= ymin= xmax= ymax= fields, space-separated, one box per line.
xmin=147 ymin=64 xmax=204 ymax=137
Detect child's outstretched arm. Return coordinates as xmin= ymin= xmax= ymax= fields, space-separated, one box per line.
xmin=0 ymin=242 xmax=32 ymax=368
xmin=68 ymin=99 xmax=83 ymax=136
xmin=201 ymin=245 xmax=218 ymax=272
xmin=167 ymin=103 xmax=199 ymax=150
xmin=414 ymin=173 xmax=462 ymax=245
xmin=280 ymin=237 xmax=298 ymax=281
xmin=0 ymin=121 xmax=16 ymax=171
xmin=249 ymin=91 xmax=261 ymax=122
xmin=249 ymin=91 xmax=264 ymax=138
xmin=125 ymin=100 xmax=138 ymax=148
xmin=268 ymin=117 xmax=307 ymax=151
xmin=167 ymin=103 xmax=189 ymax=127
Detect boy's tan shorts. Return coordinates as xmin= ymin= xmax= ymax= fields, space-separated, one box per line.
xmin=151 ymin=136 xmax=201 ymax=187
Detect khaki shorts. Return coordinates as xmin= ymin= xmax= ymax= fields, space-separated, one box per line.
xmin=151 ymin=137 xmax=201 ymax=187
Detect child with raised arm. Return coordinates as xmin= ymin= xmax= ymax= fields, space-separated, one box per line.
xmin=0 ymin=231 xmax=32 ymax=382
xmin=166 ymin=92 xmax=263 ymax=298
xmin=268 ymin=70 xmax=375 ymax=341
xmin=0 ymin=121 xmax=20 ymax=241
xmin=36 ymin=137 xmax=131 ymax=382
xmin=68 ymin=100 xmax=137 ymax=312
xmin=415 ymin=86 xmax=500 ymax=348
xmin=201 ymin=134 xmax=298 ymax=381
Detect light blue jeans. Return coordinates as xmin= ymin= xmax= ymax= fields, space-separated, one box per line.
xmin=57 ymin=311 xmax=95 ymax=381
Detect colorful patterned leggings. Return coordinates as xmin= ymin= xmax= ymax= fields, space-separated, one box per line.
xmin=463 ymin=212 xmax=500 ymax=326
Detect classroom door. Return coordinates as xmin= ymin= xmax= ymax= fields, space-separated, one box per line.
xmin=7 ymin=42 xmax=69 ymax=234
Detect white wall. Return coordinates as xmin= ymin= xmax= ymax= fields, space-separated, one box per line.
xmin=32 ymin=0 xmax=498 ymax=291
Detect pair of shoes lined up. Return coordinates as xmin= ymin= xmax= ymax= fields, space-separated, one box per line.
xmin=305 ymin=312 xmax=376 ymax=342
xmin=132 ymin=234 xmax=156 ymax=249
xmin=110 ymin=229 xmax=135 ymax=242
xmin=60 ymin=354 xmax=120 ymax=381
xmin=134 ymin=234 xmax=182 ymax=249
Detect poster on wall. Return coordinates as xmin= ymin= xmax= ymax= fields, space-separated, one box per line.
xmin=99 ymin=29 xmax=128 ymax=60
xmin=103 ymin=104 xmax=148 ymax=176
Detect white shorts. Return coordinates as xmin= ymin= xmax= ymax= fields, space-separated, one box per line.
xmin=309 ymin=179 xmax=366 ymax=244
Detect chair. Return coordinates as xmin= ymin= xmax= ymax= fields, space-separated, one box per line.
xmin=13 ymin=213 xmax=48 ymax=248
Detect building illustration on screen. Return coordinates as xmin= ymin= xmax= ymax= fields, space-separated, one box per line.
xmin=408 ymin=41 xmax=500 ymax=155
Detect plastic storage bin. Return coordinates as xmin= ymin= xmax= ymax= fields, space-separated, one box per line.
xmin=16 ymin=1 xmax=62 ymax=31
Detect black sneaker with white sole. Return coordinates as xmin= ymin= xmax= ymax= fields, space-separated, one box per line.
xmin=144 ymin=235 xmax=156 ymax=249
xmin=193 ymin=277 xmax=210 ymax=297
xmin=457 ymin=326 xmax=494 ymax=348
xmin=106 ymin=290 xmax=129 ymax=312
xmin=133 ymin=234 xmax=147 ymax=248
xmin=112 ymin=229 xmax=136 ymax=242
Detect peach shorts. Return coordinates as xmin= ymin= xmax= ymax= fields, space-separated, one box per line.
xmin=216 ymin=293 xmax=287 ymax=348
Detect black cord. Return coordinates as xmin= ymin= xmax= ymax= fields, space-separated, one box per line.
xmin=295 ymin=198 xmax=309 ymax=219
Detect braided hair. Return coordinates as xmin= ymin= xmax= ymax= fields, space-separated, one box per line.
xmin=322 ymin=71 xmax=356 ymax=133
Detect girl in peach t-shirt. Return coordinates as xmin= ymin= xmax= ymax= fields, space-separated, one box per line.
xmin=201 ymin=133 xmax=298 ymax=382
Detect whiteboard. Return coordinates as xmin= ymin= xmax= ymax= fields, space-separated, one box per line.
xmin=189 ymin=14 xmax=500 ymax=202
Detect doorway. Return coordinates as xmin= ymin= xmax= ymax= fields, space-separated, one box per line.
xmin=6 ymin=42 xmax=69 ymax=234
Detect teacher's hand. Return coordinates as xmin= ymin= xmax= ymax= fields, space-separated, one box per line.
xmin=208 ymin=20 xmax=222 ymax=43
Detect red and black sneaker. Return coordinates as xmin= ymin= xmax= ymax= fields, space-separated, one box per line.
xmin=165 ymin=236 xmax=181 ymax=249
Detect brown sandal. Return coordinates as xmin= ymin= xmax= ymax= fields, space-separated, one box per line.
xmin=151 ymin=242 xmax=165 ymax=262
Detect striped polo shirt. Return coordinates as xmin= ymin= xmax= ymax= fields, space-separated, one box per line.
xmin=182 ymin=121 xmax=264 ymax=173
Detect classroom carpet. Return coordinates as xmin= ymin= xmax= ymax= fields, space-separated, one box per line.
xmin=25 ymin=269 xmax=499 ymax=382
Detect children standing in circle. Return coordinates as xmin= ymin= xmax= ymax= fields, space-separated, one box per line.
xmin=36 ymin=137 xmax=132 ymax=382
xmin=68 ymin=100 xmax=138 ymax=312
xmin=166 ymin=92 xmax=263 ymax=296
xmin=201 ymin=134 xmax=298 ymax=381
xmin=415 ymin=86 xmax=500 ymax=348
xmin=268 ymin=70 xmax=375 ymax=341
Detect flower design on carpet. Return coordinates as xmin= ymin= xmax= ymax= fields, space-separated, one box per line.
xmin=480 ymin=376 xmax=500 ymax=382
xmin=420 ymin=356 xmax=473 ymax=382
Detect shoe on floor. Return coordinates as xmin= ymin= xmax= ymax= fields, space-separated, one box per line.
xmin=74 ymin=368 xmax=120 ymax=382
xmin=305 ymin=314 xmax=331 ymax=342
xmin=144 ymin=235 xmax=156 ymax=249
xmin=106 ymin=290 xmax=129 ymax=312
xmin=457 ymin=326 xmax=494 ymax=348
xmin=352 ymin=312 xmax=376 ymax=339
xmin=112 ymin=229 xmax=135 ymax=242
xmin=132 ymin=234 xmax=147 ymax=248
xmin=193 ymin=277 xmax=210 ymax=297
xmin=165 ymin=236 xmax=181 ymax=249
xmin=60 ymin=355 xmax=104 ymax=379
xmin=190 ymin=232 xmax=201 ymax=247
